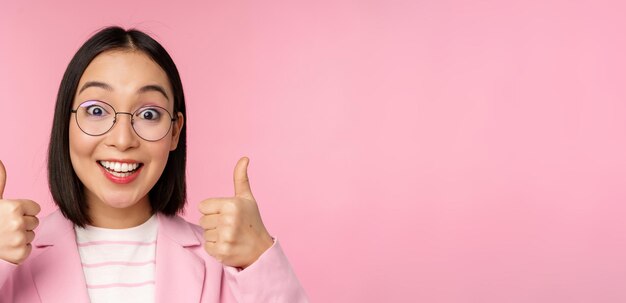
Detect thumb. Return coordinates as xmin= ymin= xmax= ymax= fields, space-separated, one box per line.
xmin=233 ymin=157 xmax=253 ymax=199
xmin=0 ymin=160 xmax=6 ymax=199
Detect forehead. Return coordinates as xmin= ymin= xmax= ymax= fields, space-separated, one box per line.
xmin=77 ymin=50 xmax=173 ymax=99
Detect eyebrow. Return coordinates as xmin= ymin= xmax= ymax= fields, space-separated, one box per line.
xmin=78 ymin=81 xmax=170 ymax=101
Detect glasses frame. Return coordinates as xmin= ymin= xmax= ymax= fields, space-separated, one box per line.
xmin=70 ymin=100 xmax=178 ymax=142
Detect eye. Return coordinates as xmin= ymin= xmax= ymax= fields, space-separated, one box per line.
xmin=86 ymin=105 xmax=108 ymax=116
xmin=137 ymin=108 xmax=162 ymax=121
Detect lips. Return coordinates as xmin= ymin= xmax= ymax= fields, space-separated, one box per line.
xmin=97 ymin=160 xmax=144 ymax=184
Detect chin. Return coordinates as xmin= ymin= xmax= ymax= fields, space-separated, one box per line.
xmin=99 ymin=192 xmax=146 ymax=209
xmin=105 ymin=200 xmax=140 ymax=209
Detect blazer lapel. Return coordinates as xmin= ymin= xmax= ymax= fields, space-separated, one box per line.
xmin=155 ymin=214 xmax=206 ymax=303
xmin=29 ymin=211 xmax=209 ymax=303
xmin=30 ymin=210 xmax=90 ymax=303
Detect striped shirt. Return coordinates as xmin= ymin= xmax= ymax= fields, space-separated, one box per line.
xmin=75 ymin=215 xmax=158 ymax=303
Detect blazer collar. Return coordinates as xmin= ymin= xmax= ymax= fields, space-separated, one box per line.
xmin=32 ymin=209 xmax=74 ymax=248
xmin=30 ymin=210 xmax=207 ymax=303
xmin=155 ymin=213 xmax=206 ymax=303
xmin=156 ymin=212 xmax=202 ymax=247
xmin=31 ymin=210 xmax=90 ymax=302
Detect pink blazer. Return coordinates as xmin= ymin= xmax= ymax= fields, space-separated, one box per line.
xmin=0 ymin=210 xmax=308 ymax=302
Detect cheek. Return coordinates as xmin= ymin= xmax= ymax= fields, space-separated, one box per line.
xmin=69 ymin=121 xmax=96 ymax=168
xmin=146 ymin=137 xmax=175 ymax=177
xmin=150 ymin=142 xmax=173 ymax=167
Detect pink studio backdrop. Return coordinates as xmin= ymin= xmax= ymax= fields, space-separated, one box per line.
xmin=1 ymin=0 xmax=626 ymax=302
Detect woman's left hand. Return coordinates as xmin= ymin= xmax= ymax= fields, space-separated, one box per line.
xmin=198 ymin=157 xmax=274 ymax=269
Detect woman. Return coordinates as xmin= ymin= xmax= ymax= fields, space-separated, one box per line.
xmin=0 ymin=26 xmax=307 ymax=302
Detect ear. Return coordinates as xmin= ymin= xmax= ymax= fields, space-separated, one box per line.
xmin=170 ymin=112 xmax=185 ymax=151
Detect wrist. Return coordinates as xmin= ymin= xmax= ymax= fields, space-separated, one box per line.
xmin=241 ymin=233 xmax=274 ymax=269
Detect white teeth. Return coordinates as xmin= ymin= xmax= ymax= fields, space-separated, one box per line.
xmin=109 ymin=170 xmax=132 ymax=177
xmin=99 ymin=161 xmax=140 ymax=173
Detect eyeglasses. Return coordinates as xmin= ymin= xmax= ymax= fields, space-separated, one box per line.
xmin=70 ymin=100 xmax=177 ymax=142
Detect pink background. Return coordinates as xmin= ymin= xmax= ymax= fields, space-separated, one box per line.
xmin=1 ymin=0 xmax=626 ymax=302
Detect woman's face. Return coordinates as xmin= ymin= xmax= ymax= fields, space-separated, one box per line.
xmin=69 ymin=50 xmax=184 ymax=219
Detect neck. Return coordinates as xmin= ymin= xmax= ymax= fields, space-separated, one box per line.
xmin=86 ymin=195 xmax=153 ymax=229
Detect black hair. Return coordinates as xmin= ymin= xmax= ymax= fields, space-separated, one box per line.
xmin=48 ymin=26 xmax=187 ymax=227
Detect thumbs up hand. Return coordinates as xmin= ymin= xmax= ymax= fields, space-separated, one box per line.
xmin=198 ymin=157 xmax=274 ymax=269
xmin=0 ymin=160 xmax=41 ymax=265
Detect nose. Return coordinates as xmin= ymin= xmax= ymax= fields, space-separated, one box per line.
xmin=103 ymin=112 xmax=140 ymax=151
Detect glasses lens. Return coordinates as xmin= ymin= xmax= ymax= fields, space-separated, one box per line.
xmin=75 ymin=101 xmax=115 ymax=136
xmin=132 ymin=106 xmax=173 ymax=141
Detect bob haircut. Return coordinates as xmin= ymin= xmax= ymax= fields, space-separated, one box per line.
xmin=48 ymin=26 xmax=187 ymax=227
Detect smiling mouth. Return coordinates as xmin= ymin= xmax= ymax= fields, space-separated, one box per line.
xmin=97 ymin=160 xmax=144 ymax=178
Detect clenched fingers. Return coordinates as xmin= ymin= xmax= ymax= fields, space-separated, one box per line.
xmin=23 ymin=216 xmax=39 ymax=231
xmin=204 ymin=229 xmax=218 ymax=243
xmin=199 ymin=214 xmax=219 ymax=230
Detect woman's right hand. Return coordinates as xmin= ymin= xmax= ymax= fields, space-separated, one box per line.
xmin=0 ymin=160 xmax=40 ymax=265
